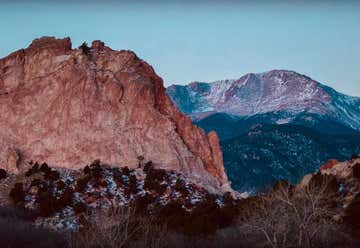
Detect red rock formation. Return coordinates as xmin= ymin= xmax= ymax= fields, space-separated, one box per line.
xmin=320 ymin=159 xmax=339 ymax=171
xmin=0 ymin=37 xmax=229 ymax=192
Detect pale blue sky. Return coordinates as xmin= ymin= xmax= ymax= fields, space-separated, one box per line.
xmin=1 ymin=1 xmax=359 ymax=96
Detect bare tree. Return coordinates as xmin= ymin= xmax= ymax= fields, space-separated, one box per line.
xmin=237 ymin=178 xmax=350 ymax=248
xmin=69 ymin=206 xmax=168 ymax=248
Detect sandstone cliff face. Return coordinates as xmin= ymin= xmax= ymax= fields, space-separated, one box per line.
xmin=0 ymin=37 xmax=229 ymax=192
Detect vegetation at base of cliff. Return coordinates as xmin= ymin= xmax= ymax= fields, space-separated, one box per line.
xmin=69 ymin=175 xmax=359 ymax=247
xmin=1 ymin=159 xmax=360 ymax=248
xmin=6 ymin=160 xmax=240 ymax=236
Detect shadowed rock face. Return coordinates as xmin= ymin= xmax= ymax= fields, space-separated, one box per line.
xmin=0 ymin=37 xmax=229 ymax=192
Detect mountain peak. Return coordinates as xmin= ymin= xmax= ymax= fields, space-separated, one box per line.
xmin=168 ymin=69 xmax=331 ymax=116
xmin=167 ymin=70 xmax=360 ymax=131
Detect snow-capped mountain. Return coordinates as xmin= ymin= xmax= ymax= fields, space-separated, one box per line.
xmin=167 ymin=70 xmax=360 ymax=131
xmin=167 ymin=70 xmax=360 ymax=192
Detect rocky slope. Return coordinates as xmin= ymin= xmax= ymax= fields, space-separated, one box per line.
xmin=299 ymin=156 xmax=360 ymax=225
xmin=0 ymin=37 xmax=229 ymax=193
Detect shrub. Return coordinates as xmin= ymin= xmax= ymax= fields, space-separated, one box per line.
xmin=40 ymin=163 xmax=51 ymax=174
xmin=75 ymin=176 xmax=90 ymax=192
xmin=352 ymin=154 xmax=360 ymax=160
xmin=122 ymin=166 xmax=130 ymax=176
xmin=353 ymin=163 xmax=360 ymax=179
xmin=73 ymin=202 xmax=88 ymax=214
xmin=308 ymin=172 xmax=339 ymax=196
xmin=127 ymin=174 xmax=138 ymax=195
xmin=344 ymin=193 xmax=360 ymax=228
xmin=26 ymin=162 xmax=40 ymax=177
xmin=133 ymin=193 xmax=155 ymax=213
xmin=83 ymin=165 xmax=90 ymax=174
xmin=71 ymin=207 xmax=168 ymax=248
xmin=45 ymin=170 xmax=60 ymax=181
xmin=144 ymin=175 xmax=167 ymax=195
xmin=56 ymin=180 xmax=66 ymax=190
xmin=9 ymin=183 xmax=25 ymax=204
xmin=174 ymin=179 xmax=189 ymax=196
xmin=0 ymin=169 xmax=7 ymax=180
xmin=57 ymin=187 xmax=74 ymax=210
xmin=143 ymin=161 xmax=154 ymax=172
xmin=236 ymin=179 xmax=351 ymax=248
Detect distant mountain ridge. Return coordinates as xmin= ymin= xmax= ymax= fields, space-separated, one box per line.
xmin=167 ymin=70 xmax=360 ymax=191
xmin=167 ymin=70 xmax=360 ymax=132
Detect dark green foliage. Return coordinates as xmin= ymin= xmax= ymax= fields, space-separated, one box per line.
xmin=9 ymin=183 xmax=25 ymax=204
xmin=90 ymin=159 xmax=101 ymax=168
xmin=309 ymin=172 xmax=339 ymax=196
xmin=271 ymin=180 xmax=295 ymax=197
xmin=74 ymin=202 xmax=87 ymax=214
xmin=353 ymin=163 xmax=360 ymax=178
xmin=33 ymin=181 xmax=75 ymax=217
xmin=237 ymin=196 xmax=264 ymax=221
xmin=222 ymin=192 xmax=234 ymax=205
xmin=0 ymin=169 xmax=7 ymax=180
xmin=133 ymin=193 xmax=155 ymax=213
xmin=344 ymin=193 xmax=360 ymax=228
xmin=145 ymin=166 xmax=168 ymax=181
xmin=56 ymin=180 xmax=66 ymax=190
xmin=156 ymin=194 xmax=239 ymax=236
xmin=9 ymin=163 xmax=77 ymax=217
xmin=40 ymin=163 xmax=51 ymax=174
xmin=189 ymin=194 xmax=238 ymax=234
xmin=126 ymin=174 xmax=138 ymax=195
xmin=25 ymin=162 xmax=60 ymax=181
xmin=143 ymin=161 xmax=154 ymax=172
xmin=7 ymin=160 xmax=243 ymax=238
xmin=157 ymin=201 xmax=189 ymax=231
xmin=220 ymin=122 xmax=360 ymax=191
xmin=144 ymin=174 xmax=167 ymax=195
xmin=45 ymin=170 xmax=60 ymax=181
xmin=75 ymin=176 xmax=90 ymax=192
xmin=143 ymin=166 xmax=171 ymax=195
xmin=352 ymin=154 xmax=360 ymax=160
xmin=83 ymin=165 xmax=90 ymax=174
xmin=122 ymin=166 xmax=130 ymax=176
xmin=58 ymin=188 xmax=74 ymax=208
xmin=89 ymin=160 xmax=102 ymax=179
xmin=26 ymin=162 xmax=40 ymax=177
xmin=37 ymin=194 xmax=56 ymax=217
xmin=174 ymin=179 xmax=189 ymax=196
xmin=113 ymin=170 xmax=124 ymax=187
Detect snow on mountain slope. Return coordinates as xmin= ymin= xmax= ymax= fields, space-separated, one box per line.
xmin=167 ymin=70 xmax=360 ymax=131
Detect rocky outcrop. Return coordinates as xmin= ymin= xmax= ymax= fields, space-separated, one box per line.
xmin=320 ymin=159 xmax=340 ymax=171
xmin=0 ymin=37 xmax=229 ymax=192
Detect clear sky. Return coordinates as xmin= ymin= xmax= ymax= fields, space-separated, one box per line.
xmin=1 ymin=0 xmax=359 ymax=96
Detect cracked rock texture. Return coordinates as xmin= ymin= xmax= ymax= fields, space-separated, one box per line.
xmin=0 ymin=37 xmax=230 ymax=193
